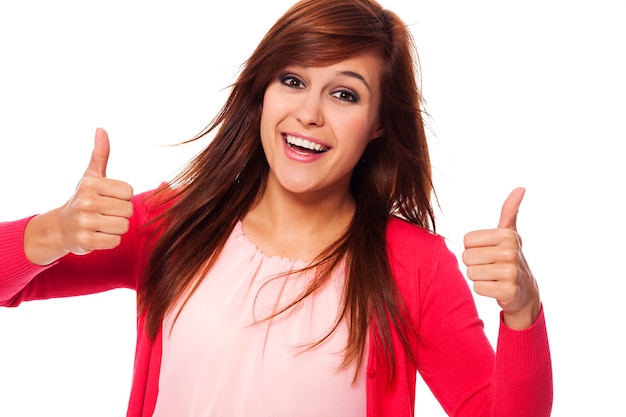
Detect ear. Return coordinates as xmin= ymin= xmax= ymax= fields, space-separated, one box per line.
xmin=369 ymin=124 xmax=385 ymax=141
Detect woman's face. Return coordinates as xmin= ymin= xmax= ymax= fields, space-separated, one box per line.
xmin=260 ymin=52 xmax=384 ymax=201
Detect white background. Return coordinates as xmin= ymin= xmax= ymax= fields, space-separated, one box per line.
xmin=1 ymin=0 xmax=624 ymax=415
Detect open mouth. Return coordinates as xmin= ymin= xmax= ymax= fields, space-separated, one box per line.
xmin=285 ymin=134 xmax=329 ymax=154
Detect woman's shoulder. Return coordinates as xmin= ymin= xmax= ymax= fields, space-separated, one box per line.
xmin=385 ymin=215 xmax=443 ymax=249
xmin=124 ymin=183 xmax=180 ymax=247
xmin=385 ymin=215 xmax=455 ymax=273
xmin=131 ymin=183 xmax=177 ymax=221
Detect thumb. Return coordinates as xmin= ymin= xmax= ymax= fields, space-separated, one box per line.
xmin=83 ymin=127 xmax=110 ymax=178
xmin=497 ymin=187 xmax=526 ymax=230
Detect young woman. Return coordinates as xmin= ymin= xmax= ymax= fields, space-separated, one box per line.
xmin=0 ymin=0 xmax=552 ymax=416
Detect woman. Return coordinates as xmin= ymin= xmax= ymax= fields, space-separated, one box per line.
xmin=0 ymin=0 xmax=552 ymax=416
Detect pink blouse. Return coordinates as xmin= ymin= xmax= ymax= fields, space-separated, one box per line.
xmin=152 ymin=222 xmax=367 ymax=417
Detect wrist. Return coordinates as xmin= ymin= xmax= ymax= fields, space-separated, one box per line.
xmin=24 ymin=209 xmax=69 ymax=266
xmin=502 ymin=297 xmax=541 ymax=330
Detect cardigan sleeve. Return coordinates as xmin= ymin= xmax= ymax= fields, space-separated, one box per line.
xmin=0 ymin=190 xmax=158 ymax=307
xmin=0 ymin=216 xmax=50 ymax=305
xmin=414 ymin=236 xmax=553 ymax=417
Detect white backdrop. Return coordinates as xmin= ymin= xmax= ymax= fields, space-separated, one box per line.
xmin=1 ymin=1 xmax=624 ymax=416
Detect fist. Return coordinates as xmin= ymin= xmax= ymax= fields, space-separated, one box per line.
xmin=58 ymin=128 xmax=134 ymax=255
xmin=462 ymin=188 xmax=541 ymax=329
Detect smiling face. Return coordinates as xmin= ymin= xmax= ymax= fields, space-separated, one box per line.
xmin=259 ymin=53 xmax=385 ymax=203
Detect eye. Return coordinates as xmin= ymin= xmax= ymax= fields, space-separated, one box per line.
xmin=279 ymin=73 xmax=305 ymax=89
xmin=331 ymin=89 xmax=359 ymax=103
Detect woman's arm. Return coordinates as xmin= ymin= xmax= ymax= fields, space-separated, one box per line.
xmin=0 ymin=189 xmax=157 ymax=307
xmin=0 ymin=128 xmax=149 ymax=306
xmin=415 ymin=236 xmax=552 ymax=417
xmin=417 ymin=188 xmax=553 ymax=416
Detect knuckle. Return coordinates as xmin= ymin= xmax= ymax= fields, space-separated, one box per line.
xmin=75 ymin=213 xmax=92 ymax=230
xmin=500 ymin=248 xmax=518 ymax=263
xmin=465 ymin=265 xmax=477 ymax=280
xmin=502 ymin=282 xmax=519 ymax=301
xmin=125 ymin=202 xmax=135 ymax=218
xmin=472 ymin=281 xmax=486 ymax=296
xmin=109 ymin=235 xmax=123 ymax=248
xmin=120 ymin=218 xmax=131 ymax=234
xmin=461 ymin=250 xmax=470 ymax=266
xmin=501 ymin=263 xmax=519 ymax=280
xmin=501 ymin=229 xmax=521 ymax=247
xmin=112 ymin=181 xmax=133 ymax=200
xmin=463 ymin=231 xmax=478 ymax=248
xmin=77 ymin=197 xmax=97 ymax=212
xmin=75 ymin=229 xmax=93 ymax=248
xmin=78 ymin=176 xmax=98 ymax=190
xmin=125 ymin=184 xmax=134 ymax=199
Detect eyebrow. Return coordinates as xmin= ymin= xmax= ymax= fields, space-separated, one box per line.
xmin=338 ymin=70 xmax=372 ymax=92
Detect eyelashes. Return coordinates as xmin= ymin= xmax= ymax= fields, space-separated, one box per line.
xmin=279 ymin=73 xmax=305 ymax=89
xmin=278 ymin=73 xmax=360 ymax=103
xmin=330 ymin=89 xmax=359 ymax=103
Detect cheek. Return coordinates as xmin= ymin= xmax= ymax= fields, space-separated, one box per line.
xmin=343 ymin=115 xmax=378 ymax=151
xmin=259 ymin=92 xmax=276 ymax=145
xmin=260 ymin=87 xmax=286 ymax=138
xmin=336 ymin=119 xmax=375 ymax=170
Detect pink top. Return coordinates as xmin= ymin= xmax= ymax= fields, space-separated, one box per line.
xmin=152 ymin=221 xmax=367 ymax=417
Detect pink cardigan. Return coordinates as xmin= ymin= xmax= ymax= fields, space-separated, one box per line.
xmin=0 ymin=190 xmax=552 ymax=417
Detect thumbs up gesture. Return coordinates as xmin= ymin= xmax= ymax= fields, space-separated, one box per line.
xmin=462 ymin=188 xmax=541 ymax=330
xmin=24 ymin=128 xmax=134 ymax=265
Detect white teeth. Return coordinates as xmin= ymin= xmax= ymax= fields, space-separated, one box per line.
xmin=285 ymin=134 xmax=328 ymax=152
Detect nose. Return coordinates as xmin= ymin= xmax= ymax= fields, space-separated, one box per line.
xmin=295 ymin=93 xmax=324 ymax=127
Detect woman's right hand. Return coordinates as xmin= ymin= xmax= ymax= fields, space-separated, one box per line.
xmin=24 ymin=128 xmax=134 ymax=266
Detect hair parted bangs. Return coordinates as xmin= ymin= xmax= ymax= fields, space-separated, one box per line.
xmin=252 ymin=0 xmax=389 ymax=67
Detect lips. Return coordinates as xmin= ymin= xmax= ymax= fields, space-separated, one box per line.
xmin=284 ymin=134 xmax=329 ymax=154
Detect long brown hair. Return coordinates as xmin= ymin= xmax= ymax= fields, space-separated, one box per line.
xmin=139 ymin=0 xmax=434 ymax=381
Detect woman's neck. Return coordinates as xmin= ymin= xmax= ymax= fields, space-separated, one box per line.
xmin=241 ymin=180 xmax=355 ymax=262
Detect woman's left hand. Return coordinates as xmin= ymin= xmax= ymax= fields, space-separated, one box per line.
xmin=462 ymin=188 xmax=541 ymax=330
